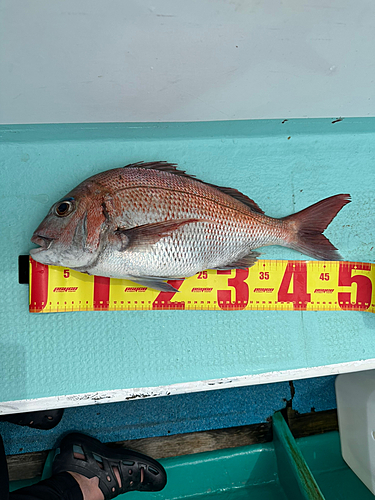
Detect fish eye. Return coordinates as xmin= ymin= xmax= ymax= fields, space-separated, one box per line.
xmin=54 ymin=199 xmax=74 ymax=217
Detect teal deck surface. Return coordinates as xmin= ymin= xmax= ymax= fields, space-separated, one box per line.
xmin=1 ymin=119 xmax=374 ymax=409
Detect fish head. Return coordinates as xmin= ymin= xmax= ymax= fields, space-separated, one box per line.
xmin=30 ymin=182 xmax=108 ymax=269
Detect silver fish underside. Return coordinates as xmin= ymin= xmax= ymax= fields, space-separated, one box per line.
xmin=89 ymin=222 xmax=269 ymax=277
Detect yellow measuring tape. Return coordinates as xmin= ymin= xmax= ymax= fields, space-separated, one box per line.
xmin=29 ymin=257 xmax=375 ymax=313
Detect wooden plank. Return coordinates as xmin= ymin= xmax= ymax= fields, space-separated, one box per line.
xmin=7 ymin=422 xmax=272 ymax=481
xmin=7 ymin=409 xmax=339 ymax=482
xmin=7 ymin=451 xmax=49 ymax=482
xmin=286 ymin=408 xmax=339 ymax=439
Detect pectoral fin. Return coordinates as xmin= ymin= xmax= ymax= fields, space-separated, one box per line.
xmin=114 ymin=218 xmax=206 ymax=251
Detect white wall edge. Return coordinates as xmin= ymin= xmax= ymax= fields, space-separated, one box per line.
xmin=2 ymin=358 xmax=375 ymax=415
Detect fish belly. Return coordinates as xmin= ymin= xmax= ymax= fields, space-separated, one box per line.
xmin=88 ymin=217 xmax=284 ymax=280
xmin=84 ymin=182 xmax=286 ymax=279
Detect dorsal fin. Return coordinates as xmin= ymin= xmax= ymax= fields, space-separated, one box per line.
xmin=211 ymin=186 xmax=264 ymax=214
xmin=123 ymin=161 xmax=264 ymax=214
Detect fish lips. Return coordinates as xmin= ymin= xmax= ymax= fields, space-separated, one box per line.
xmin=30 ymin=234 xmax=54 ymax=255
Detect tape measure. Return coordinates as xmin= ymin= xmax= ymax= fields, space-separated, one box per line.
xmin=28 ymin=257 xmax=375 ymax=313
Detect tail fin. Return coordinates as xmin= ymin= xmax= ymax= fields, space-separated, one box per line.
xmin=283 ymin=194 xmax=351 ymax=260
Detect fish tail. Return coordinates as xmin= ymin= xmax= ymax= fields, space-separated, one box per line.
xmin=283 ymin=194 xmax=351 ymax=260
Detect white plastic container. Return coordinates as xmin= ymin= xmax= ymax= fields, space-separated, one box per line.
xmin=336 ymin=369 xmax=375 ymax=494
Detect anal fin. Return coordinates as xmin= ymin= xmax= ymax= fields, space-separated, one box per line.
xmin=129 ymin=277 xmax=182 ymax=292
xmin=212 ymin=251 xmax=260 ymax=270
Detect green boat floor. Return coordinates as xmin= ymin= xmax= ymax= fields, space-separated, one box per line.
xmin=9 ymin=430 xmax=374 ymax=499
xmin=297 ymin=433 xmax=374 ymax=499
xmin=9 ymin=444 xmax=287 ymax=498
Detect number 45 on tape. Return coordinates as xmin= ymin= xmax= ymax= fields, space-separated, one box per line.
xmin=29 ymin=257 xmax=375 ymax=313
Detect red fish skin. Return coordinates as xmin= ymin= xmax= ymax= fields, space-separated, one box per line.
xmin=80 ymin=166 xmax=282 ymax=238
xmin=30 ymin=182 xmax=107 ymax=268
xmin=73 ymin=167 xmax=287 ymax=277
xmin=30 ymin=162 xmax=351 ymax=287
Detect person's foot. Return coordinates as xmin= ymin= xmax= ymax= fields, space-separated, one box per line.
xmin=68 ymin=471 xmax=104 ymax=500
xmin=68 ymin=450 xmax=123 ymax=500
xmin=0 ymin=409 xmax=64 ymax=429
xmin=52 ymin=433 xmax=167 ymax=500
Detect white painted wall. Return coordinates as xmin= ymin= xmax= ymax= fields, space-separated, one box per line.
xmin=1 ymin=0 xmax=374 ymax=124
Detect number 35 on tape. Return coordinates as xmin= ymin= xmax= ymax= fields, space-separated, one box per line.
xmin=29 ymin=257 xmax=375 ymax=313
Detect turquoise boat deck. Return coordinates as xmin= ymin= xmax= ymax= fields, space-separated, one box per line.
xmin=1 ymin=118 xmax=374 ymax=413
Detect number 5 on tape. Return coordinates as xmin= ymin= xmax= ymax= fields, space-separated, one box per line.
xmin=29 ymin=258 xmax=375 ymax=313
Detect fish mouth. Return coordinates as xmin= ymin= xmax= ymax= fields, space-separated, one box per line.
xmin=30 ymin=234 xmax=54 ymax=254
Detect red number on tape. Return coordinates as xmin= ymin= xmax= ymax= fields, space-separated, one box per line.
xmin=152 ymin=280 xmax=185 ymax=310
xmin=338 ymin=262 xmax=372 ymax=310
xmin=278 ymin=262 xmax=311 ymax=309
xmin=217 ymin=269 xmax=249 ymax=310
xmin=93 ymin=276 xmax=110 ymax=310
xmin=30 ymin=258 xmax=49 ymax=312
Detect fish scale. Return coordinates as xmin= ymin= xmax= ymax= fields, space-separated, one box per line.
xmin=91 ymin=178 xmax=268 ymax=279
xmin=30 ymin=161 xmax=351 ymax=292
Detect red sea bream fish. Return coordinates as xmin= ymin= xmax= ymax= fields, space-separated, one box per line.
xmin=30 ymin=161 xmax=351 ymax=291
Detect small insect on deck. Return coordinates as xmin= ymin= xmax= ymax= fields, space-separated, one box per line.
xmin=29 ymin=257 xmax=375 ymax=313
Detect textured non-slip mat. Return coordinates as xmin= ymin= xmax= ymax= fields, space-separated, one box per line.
xmin=1 ymin=119 xmax=374 ymax=409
